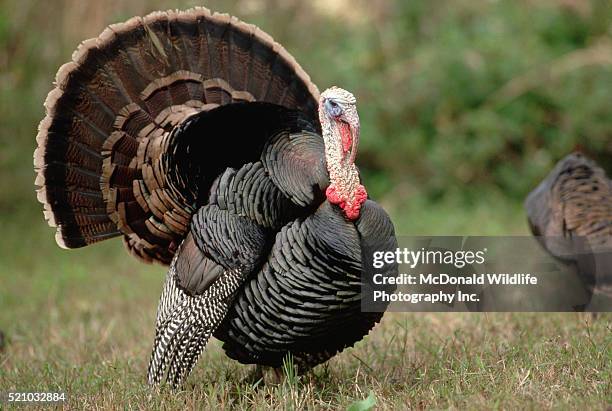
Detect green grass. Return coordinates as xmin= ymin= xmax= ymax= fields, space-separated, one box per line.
xmin=0 ymin=205 xmax=610 ymax=409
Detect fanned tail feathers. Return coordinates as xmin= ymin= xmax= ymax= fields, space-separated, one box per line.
xmin=34 ymin=7 xmax=319 ymax=264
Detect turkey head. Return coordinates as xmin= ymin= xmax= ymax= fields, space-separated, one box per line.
xmin=319 ymin=87 xmax=367 ymax=220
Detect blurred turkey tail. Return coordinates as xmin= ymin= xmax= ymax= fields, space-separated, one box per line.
xmin=34 ymin=7 xmax=320 ymax=264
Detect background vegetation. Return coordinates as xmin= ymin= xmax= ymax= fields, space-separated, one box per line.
xmin=0 ymin=0 xmax=610 ymax=409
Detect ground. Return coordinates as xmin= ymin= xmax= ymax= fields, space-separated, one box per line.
xmin=0 ymin=205 xmax=610 ymax=410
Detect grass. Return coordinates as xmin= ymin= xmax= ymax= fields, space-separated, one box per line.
xmin=0 ymin=205 xmax=610 ymax=409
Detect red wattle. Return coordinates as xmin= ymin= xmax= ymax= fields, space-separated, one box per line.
xmin=326 ymin=184 xmax=368 ymax=221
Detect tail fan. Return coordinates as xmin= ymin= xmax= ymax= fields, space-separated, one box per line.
xmin=34 ymin=7 xmax=319 ymax=264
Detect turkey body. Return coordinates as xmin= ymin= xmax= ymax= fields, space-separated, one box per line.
xmin=218 ymin=199 xmax=397 ymax=368
xmin=34 ymin=8 xmax=398 ymax=387
xmin=525 ymin=153 xmax=612 ymax=309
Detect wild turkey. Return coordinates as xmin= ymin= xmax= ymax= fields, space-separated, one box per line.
xmin=34 ymin=8 xmax=398 ymax=387
xmin=525 ymin=153 xmax=612 ymax=310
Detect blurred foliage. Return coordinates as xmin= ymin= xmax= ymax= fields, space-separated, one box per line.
xmin=299 ymin=0 xmax=612 ymax=203
xmin=0 ymin=0 xmax=611 ymax=225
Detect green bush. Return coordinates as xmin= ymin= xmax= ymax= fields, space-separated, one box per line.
xmin=302 ymin=0 xmax=612 ymax=201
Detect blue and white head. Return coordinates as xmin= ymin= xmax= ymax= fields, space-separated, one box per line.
xmin=318 ymin=87 xmax=366 ymax=220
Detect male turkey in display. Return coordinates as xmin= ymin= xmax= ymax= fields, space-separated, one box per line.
xmin=525 ymin=153 xmax=612 ymax=310
xmin=34 ymin=8 xmax=398 ymax=388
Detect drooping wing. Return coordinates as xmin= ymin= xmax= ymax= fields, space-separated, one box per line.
xmin=148 ymin=203 xmax=269 ymax=387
